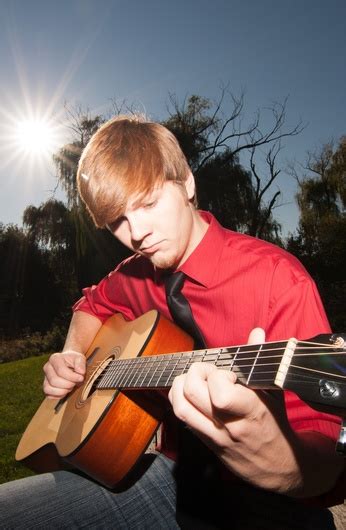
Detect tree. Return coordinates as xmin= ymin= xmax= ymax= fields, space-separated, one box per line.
xmin=163 ymin=90 xmax=303 ymax=240
xmin=287 ymin=137 xmax=346 ymax=328
xmin=0 ymin=224 xmax=60 ymax=336
xmin=14 ymin=92 xmax=302 ymax=335
xmin=23 ymin=200 xmax=79 ymax=308
xmin=53 ymin=105 xmax=104 ymax=208
xmin=51 ymin=105 xmax=130 ymax=288
xmin=291 ymin=137 xmax=345 ymax=264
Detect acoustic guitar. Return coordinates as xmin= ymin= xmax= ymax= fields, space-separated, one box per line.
xmin=16 ymin=310 xmax=346 ymax=488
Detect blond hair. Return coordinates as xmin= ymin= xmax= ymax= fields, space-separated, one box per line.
xmin=77 ymin=115 xmax=193 ymax=228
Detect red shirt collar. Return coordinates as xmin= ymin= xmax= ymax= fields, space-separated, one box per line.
xmin=178 ymin=211 xmax=229 ymax=288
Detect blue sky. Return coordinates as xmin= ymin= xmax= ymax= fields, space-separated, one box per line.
xmin=0 ymin=0 xmax=345 ymax=235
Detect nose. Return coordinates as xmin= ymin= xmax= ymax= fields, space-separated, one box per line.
xmin=127 ymin=212 xmax=151 ymax=243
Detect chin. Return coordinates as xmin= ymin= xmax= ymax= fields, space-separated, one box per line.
xmin=150 ymin=253 xmax=179 ymax=270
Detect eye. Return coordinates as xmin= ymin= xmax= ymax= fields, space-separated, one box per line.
xmin=143 ymin=198 xmax=158 ymax=209
xmin=107 ymin=216 xmax=126 ymax=233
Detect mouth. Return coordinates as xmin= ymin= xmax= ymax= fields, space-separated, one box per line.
xmin=140 ymin=241 xmax=162 ymax=254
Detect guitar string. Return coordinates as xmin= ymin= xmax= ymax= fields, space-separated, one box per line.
xmin=90 ymin=357 xmax=346 ymax=382
xmin=84 ymin=342 xmax=346 ymax=389
xmin=87 ymin=343 xmax=346 ymax=369
xmin=88 ymin=348 xmax=346 ymax=373
xmin=96 ymin=371 xmax=342 ymax=389
xmin=90 ymin=350 xmax=345 ymax=388
xmin=89 ymin=347 xmax=346 ymax=369
xmin=90 ymin=352 xmax=344 ymax=372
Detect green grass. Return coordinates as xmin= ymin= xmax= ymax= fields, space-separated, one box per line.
xmin=0 ymin=354 xmax=49 ymax=484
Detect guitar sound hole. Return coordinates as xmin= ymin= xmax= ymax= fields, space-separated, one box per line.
xmin=78 ymin=355 xmax=115 ymax=404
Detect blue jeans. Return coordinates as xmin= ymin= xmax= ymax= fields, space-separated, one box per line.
xmin=0 ymin=453 xmax=336 ymax=529
xmin=0 ymin=454 xmax=178 ymax=529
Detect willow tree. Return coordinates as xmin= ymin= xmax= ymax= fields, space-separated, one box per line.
xmin=0 ymin=223 xmax=59 ymax=336
xmin=53 ymin=107 xmax=103 ymax=208
xmin=287 ymin=137 xmax=346 ymax=328
xmin=163 ymin=90 xmax=303 ymax=240
xmin=51 ymin=106 xmax=130 ymax=288
xmin=293 ymin=137 xmax=346 ymax=261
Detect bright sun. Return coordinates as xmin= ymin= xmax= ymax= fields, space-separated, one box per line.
xmin=15 ymin=118 xmax=57 ymax=156
xmin=0 ymin=103 xmax=65 ymax=178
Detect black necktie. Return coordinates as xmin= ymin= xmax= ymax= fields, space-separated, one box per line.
xmin=165 ymin=272 xmax=223 ymax=529
xmin=165 ymin=271 xmax=206 ymax=349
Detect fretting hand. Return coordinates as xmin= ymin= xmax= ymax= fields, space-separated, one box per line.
xmin=168 ymin=328 xmax=339 ymax=496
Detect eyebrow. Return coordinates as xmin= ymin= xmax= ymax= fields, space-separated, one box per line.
xmin=131 ymin=187 xmax=161 ymax=209
xmin=106 ymin=186 xmax=163 ymax=230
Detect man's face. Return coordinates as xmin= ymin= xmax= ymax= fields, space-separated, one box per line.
xmin=108 ymin=177 xmax=203 ymax=269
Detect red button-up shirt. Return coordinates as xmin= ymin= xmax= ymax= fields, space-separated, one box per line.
xmin=73 ymin=211 xmax=343 ymax=500
xmin=74 ymin=211 xmax=341 ymax=438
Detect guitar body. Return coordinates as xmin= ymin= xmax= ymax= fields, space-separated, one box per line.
xmin=16 ymin=310 xmax=193 ymax=488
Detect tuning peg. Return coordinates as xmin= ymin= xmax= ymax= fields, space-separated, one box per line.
xmin=336 ymin=418 xmax=346 ymax=455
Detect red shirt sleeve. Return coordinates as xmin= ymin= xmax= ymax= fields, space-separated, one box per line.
xmin=265 ymin=261 xmax=345 ymax=505
xmin=72 ymin=266 xmax=136 ymax=323
xmin=264 ymin=261 xmax=341 ymax=438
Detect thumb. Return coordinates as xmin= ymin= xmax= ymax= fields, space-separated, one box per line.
xmin=63 ymin=350 xmax=86 ymax=375
xmin=247 ymin=327 xmax=265 ymax=345
xmin=74 ymin=354 xmax=86 ymax=375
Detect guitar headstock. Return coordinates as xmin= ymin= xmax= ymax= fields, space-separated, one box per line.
xmin=282 ymin=333 xmax=346 ymax=417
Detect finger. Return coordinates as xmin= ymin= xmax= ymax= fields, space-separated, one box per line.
xmin=207 ymin=368 xmax=261 ymax=418
xmin=43 ymin=379 xmax=75 ymax=399
xmin=169 ymin=363 xmax=217 ymax=417
xmin=171 ymin=361 xmax=262 ymax=421
xmin=169 ymin=371 xmax=229 ymax=446
xmin=45 ymin=353 xmax=85 ymax=383
xmin=62 ymin=350 xmax=87 ymax=375
xmin=247 ymin=327 xmax=265 ymax=345
xmin=43 ymin=364 xmax=80 ymax=391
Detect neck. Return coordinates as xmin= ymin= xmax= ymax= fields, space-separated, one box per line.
xmin=175 ymin=207 xmax=209 ymax=269
xmin=96 ymin=340 xmax=294 ymax=391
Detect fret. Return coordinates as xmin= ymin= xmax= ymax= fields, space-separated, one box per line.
xmin=230 ymin=347 xmax=239 ymax=371
xmin=136 ymin=356 xmax=161 ymax=388
xmin=146 ymin=354 xmax=166 ymax=387
xmin=169 ymin=352 xmax=192 ymax=383
xmin=141 ymin=355 xmax=166 ymax=387
xmin=184 ymin=351 xmax=192 ymax=372
xmin=214 ymin=348 xmax=232 ymax=368
xmin=118 ymin=359 xmax=138 ymax=388
xmin=103 ymin=359 xmax=121 ymax=388
xmin=109 ymin=358 xmax=122 ymax=387
xmin=151 ymin=355 xmax=172 ymax=387
xmin=229 ymin=346 xmax=248 ymax=382
xmin=168 ymin=352 xmax=188 ymax=385
xmin=132 ymin=357 xmax=150 ymax=388
xmin=246 ymin=344 xmax=262 ymax=385
xmin=155 ymin=353 xmax=179 ymax=387
xmin=200 ymin=348 xmax=217 ymax=364
xmin=96 ymin=362 xmax=113 ymax=389
xmin=246 ymin=342 xmax=287 ymax=388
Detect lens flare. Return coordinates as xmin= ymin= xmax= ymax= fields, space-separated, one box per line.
xmin=15 ymin=118 xmax=57 ymax=155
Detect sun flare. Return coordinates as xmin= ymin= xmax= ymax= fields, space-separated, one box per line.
xmin=0 ymin=104 xmax=66 ymax=177
xmin=15 ymin=118 xmax=58 ymax=156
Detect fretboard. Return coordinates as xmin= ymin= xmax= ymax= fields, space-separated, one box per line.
xmin=96 ymin=341 xmax=289 ymax=391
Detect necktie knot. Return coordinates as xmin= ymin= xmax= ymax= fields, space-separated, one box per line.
xmin=165 ymin=271 xmax=206 ymax=349
xmin=165 ymin=271 xmax=185 ymax=298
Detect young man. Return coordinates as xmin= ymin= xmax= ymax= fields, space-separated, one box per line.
xmin=0 ymin=116 xmax=344 ymax=529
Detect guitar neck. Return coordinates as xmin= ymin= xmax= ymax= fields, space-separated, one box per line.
xmin=96 ymin=341 xmax=292 ymax=391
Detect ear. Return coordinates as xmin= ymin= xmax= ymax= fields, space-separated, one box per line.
xmin=184 ymin=172 xmax=196 ymax=200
